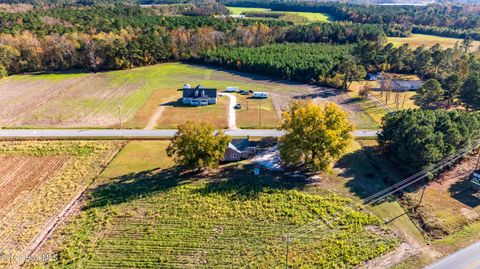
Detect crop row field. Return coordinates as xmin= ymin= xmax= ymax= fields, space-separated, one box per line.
xmin=32 ymin=141 xmax=398 ymax=268
xmin=0 ymin=140 xmax=124 ymax=268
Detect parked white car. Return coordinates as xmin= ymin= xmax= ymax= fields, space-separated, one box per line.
xmin=252 ymin=92 xmax=269 ymax=98
xmin=226 ymin=86 xmax=239 ymax=92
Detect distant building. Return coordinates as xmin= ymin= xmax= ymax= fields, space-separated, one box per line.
xmin=181 ymin=85 xmax=217 ymax=106
xmin=367 ymin=72 xmax=382 ymax=81
xmin=380 ymin=80 xmax=423 ymax=91
xmin=252 ymin=92 xmax=269 ymax=98
xmin=226 ymin=86 xmax=239 ymax=92
xmin=224 ymin=139 xmax=256 ymax=162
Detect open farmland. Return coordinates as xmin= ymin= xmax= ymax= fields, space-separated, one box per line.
xmin=226 ymin=6 xmax=333 ymax=22
xmin=388 ymin=34 xmax=480 ymax=50
xmin=0 ymin=141 xmax=123 ymax=268
xmin=0 ymin=63 xmax=367 ymax=129
xmin=33 ymin=141 xmax=398 ymax=268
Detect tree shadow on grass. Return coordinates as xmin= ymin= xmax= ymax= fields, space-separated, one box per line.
xmin=292 ymin=88 xmax=342 ymax=100
xmin=195 ymin=163 xmax=310 ymax=200
xmin=449 ymin=178 xmax=480 ymax=208
xmin=336 ymin=144 xmax=414 ymax=203
xmin=336 ymin=150 xmax=389 ymax=200
xmin=84 ymin=167 xmax=194 ymax=210
xmin=84 ymin=163 xmax=310 ymax=209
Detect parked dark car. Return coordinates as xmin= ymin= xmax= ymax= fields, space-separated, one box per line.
xmin=240 ymin=91 xmax=250 ymax=95
xmin=234 ymin=104 xmax=242 ymax=109
xmin=248 ymin=90 xmax=254 ymax=93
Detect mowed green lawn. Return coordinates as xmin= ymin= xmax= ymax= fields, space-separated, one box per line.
xmin=388 ymin=34 xmax=480 ymax=50
xmin=227 ymin=6 xmax=332 ymax=22
xmin=37 ymin=141 xmax=398 ymax=268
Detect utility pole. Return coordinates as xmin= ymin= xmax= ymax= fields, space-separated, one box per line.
xmin=118 ymin=105 xmax=122 ymax=129
xmin=259 ymin=102 xmax=262 ymax=127
xmin=475 ymin=149 xmax=480 ymax=171
xmin=415 ymin=185 xmax=427 ymax=211
xmin=285 ymin=235 xmax=291 ymax=269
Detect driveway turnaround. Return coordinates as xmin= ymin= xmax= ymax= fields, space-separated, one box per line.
xmin=0 ymin=129 xmax=378 ymax=138
xmin=425 ymin=241 xmax=480 ymax=269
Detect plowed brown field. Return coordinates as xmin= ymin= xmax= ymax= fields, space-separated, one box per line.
xmin=0 ymin=156 xmax=68 ymax=213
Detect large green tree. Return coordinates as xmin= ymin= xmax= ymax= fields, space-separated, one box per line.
xmin=460 ymin=75 xmax=480 ymax=110
xmin=443 ymin=74 xmax=462 ymax=107
xmin=279 ymin=100 xmax=353 ymax=172
xmin=338 ymin=56 xmax=366 ymax=90
xmin=379 ymin=109 xmax=480 ymax=174
xmin=418 ymin=78 xmax=444 ymax=107
xmin=167 ymin=121 xmax=230 ymax=170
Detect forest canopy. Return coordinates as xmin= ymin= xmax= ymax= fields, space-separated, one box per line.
xmin=378 ymin=109 xmax=480 ymax=174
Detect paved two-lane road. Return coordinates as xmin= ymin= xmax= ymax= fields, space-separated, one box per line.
xmin=0 ymin=129 xmax=378 ymax=138
xmin=425 ymin=241 xmax=480 ymax=269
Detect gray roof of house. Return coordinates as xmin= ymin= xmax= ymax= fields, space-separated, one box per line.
xmin=228 ymin=139 xmax=250 ymax=152
xmin=181 ymin=85 xmax=217 ymax=98
xmin=392 ymin=80 xmax=423 ymax=89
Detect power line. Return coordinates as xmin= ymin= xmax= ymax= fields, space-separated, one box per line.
xmin=286 ymin=137 xmax=480 ymax=241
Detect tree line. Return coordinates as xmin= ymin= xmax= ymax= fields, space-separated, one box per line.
xmin=193 ymin=43 xmax=353 ymax=84
xmin=0 ymin=4 xmax=387 ymax=76
xmin=222 ymin=0 xmax=480 ymax=36
xmin=194 ymin=39 xmax=480 ymax=93
xmin=379 ymin=109 xmax=480 ymax=175
xmin=0 ymin=5 xmax=287 ymax=36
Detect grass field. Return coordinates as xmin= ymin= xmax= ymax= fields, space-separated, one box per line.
xmin=34 ymin=140 xmax=398 ymax=268
xmin=0 ymin=140 xmax=123 ymax=268
xmin=0 ymin=63 xmax=325 ymax=129
xmin=155 ymin=95 xmax=230 ymax=129
xmin=227 ymin=6 xmax=332 ymax=22
xmin=233 ymin=93 xmax=279 ymax=129
xmin=388 ymin=34 xmax=480 ymax=50
xmin=401 ymin=153 xmax=480 ymax=239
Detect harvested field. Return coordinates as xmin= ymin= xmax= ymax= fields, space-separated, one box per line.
xmin=388 ymin=34 xmax=480 ymax=51
xmin=0 ymin=156 xmax=68 ymax=212
xmin=0 ymin=141 xmax=124 ymax=268
xmin=0 ymin=63 xmax=370 ymax=129
xmin=226 ymin=6 xmax=333 ymax=22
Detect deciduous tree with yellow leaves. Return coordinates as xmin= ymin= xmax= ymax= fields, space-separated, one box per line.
xmin=279 ymin=100 xmax=354 ymax=172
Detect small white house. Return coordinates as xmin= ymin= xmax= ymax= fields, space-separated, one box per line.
xmin=253 ymin=92 xmax=269 ymax=98
xmin=226 ymin=86 xmax=239 ymax=92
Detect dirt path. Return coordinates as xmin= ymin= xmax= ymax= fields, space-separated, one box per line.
xmin=219 ymin=93 xmax=237 ymax=130
xmin=144 ymin=98 xmax=173 ymax=130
